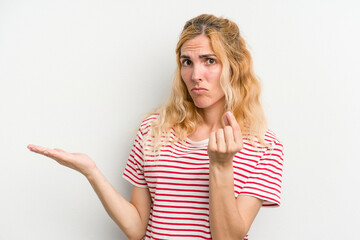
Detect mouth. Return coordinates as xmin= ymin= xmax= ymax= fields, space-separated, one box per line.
xmin=191 ymin=87 xmax=208 ymax=94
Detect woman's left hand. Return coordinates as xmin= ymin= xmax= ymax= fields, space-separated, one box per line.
xmin=207 ymin=112 xmax=243 ymax=167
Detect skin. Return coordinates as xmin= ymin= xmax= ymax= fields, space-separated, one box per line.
xmin=180 ymin=35 xmax=226 ymax=139
xmin=180 ymin=34 xmax=263 ymax=239
xmin=27 ymin=34 xmax=262 ymax=240
xmin=27 ymin=145 xmax=150 ymax=240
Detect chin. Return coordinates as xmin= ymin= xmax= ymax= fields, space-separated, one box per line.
xmin=193 ymin=101 xmax=211 ymax=109
xmin=190 ymin=94 xmax=225 ymax=109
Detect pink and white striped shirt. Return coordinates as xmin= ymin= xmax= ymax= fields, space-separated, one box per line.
xmin=123 ymin=115 xmax=284 ymax=239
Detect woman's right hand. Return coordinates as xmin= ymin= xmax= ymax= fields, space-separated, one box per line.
xmin=27 ymin=144 xmax=97 ymax=177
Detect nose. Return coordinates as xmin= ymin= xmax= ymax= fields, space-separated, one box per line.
xmin=191 ymin=64 xmax=203 ymax=82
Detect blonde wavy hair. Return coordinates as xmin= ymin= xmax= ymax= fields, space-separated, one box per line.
xmin=146 ymin=14 xmax=267 ymax=150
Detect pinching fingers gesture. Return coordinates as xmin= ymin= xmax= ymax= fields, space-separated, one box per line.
xmin=207 ymin=112 xmax=243 ymax=166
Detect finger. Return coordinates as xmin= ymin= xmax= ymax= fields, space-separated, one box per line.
xmin=28 ymin=144 xmax=70 ymax=161
xmin=27 ymin=144 xmax=51 ymax=154
xmin=208 ymin=131 xmax=217 ymax=152
xmin=54 ymin=148 xmax=65 ymax=152
xmin=52 ymin=148 xmax=75 ymax=159
xmin=46 ymin=149 xmax=69 ymax=159
xmin=224 ymin=112 xmax=243 ymax=144
xmin=216 ymin=128 xmax=226 ymax=152
xmin=224 ymin=113 xmax=230 ymax=126
xmin=224 ymin=125 xmax=235 ymax=146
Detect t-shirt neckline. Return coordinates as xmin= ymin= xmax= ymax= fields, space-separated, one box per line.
xmin=186 ymin=137 xmax=209 ymax=146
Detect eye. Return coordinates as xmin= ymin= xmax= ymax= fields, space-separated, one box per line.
xmin=182 ymin=59 xmax=192 ymax=66
xmin=181 ymin=59 xmax=192 ymax=66
xmin=206 ymin=58 xmax=216 ymax=65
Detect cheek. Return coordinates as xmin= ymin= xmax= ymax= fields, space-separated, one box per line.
xmin=181 ymin=69 xmax=191 ymax=87
xmin=214 ymin=65 xmax=222 ymax=78
xmin=180 ymin=68 xmax=185 ymax=80
xmin=212 ymin=67 xmax=223 ymax=86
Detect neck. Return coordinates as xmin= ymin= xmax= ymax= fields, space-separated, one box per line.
xmin=198 ymin=99 xmax=226 ymax=132
xmin=187 ymin=99 xmax=226 ymax=142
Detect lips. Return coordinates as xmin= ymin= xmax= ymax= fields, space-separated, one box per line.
xmin=191 ymin=87 xmax=208 ymax=94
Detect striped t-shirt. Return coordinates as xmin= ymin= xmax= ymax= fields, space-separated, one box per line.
xmin=123 ymin=115 xmax=284 ymax=240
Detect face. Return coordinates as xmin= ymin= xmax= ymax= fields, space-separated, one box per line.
xmin=180 ymin=34 xmax=224 ymax=112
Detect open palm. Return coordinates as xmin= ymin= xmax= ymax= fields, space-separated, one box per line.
xmin=27 ymin=144 xmax=97 ymax=177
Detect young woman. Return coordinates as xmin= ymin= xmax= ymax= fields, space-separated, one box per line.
xmin=28 ymin=14 xmax=284 ymax=240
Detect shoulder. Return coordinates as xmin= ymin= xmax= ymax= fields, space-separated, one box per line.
xmin=263 ymin=129 xmax=284 ymax=156
xmin=264 ymin=129 xmax=283 ymax=146
xmin=244 ymin=129 xmax=283 ymax=149
xmin=138 ymin=113 xmax=159 ymax=135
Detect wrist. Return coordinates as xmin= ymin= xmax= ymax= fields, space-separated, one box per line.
xmin=83 ymin=165 xmax=100 ymax=180
xmin=209 ymin=161 xmax=233 ymax=171
xmin=209 ymin=162 xmax=234 ymax=189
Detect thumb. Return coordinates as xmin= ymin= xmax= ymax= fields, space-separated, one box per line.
xmin=224 ymin=111 xmax=231 ymax=126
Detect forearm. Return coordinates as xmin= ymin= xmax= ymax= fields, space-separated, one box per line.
xmin=86 ymin=167 xmax=146 ymax=239
xmin=209 ymin=163 xmax=246 ymax=240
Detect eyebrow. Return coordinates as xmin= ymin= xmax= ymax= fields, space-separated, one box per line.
xmin=180 ymin=54 xmax=217 ymax=59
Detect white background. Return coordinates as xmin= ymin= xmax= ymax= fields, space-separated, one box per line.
xmin=1 ymin=0 xmax=359 ymax=239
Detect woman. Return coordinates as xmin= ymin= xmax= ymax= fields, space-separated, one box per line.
xmin=28 ymin=14 xmax=284 ymax=240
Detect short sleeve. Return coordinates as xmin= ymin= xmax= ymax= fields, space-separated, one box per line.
xmin=239 ymin=136 xmax=284 ymax=207
xmin=122 ymin=116 xmax=156 ymax=188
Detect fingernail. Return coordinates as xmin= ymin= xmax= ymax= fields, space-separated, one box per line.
xmin=224 ymin=116 xmax=229 ymax=125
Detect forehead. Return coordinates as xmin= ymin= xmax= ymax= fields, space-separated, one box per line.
xmin=180 ymin=35 xmax=214 ymax=54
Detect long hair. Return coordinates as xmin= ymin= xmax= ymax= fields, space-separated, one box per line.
xmin=146 ymin=14 xmax=267 ymax=151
